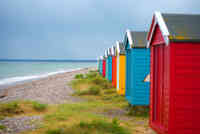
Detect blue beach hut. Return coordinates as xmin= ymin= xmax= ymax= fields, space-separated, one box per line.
xmin=124 ymin=30 xmax=150 ymax=106
xmin=107 ymin=48 xmax=112 ymax=81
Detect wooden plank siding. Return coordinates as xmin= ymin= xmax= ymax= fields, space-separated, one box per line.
xmin=125 ymin=49 xmax=131 ymax=99
xmin=118 ymin=55 xmax=126 ymax=95
xmin=150 ymin=25 xmax=170 ymax=134
xmin=125 ymin=48 xmax=150 ymax=105
xmin=172 ymin=42 xmax=200 ymax=133
xmin=108 ymin=56 xmax=112 ymax=81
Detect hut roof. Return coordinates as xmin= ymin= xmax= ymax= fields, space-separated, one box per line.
xmin=107 ymin=48 xmax=112 ymax=56
xmin=125 ymin=30 xmax=148 ymax=49
xmin=147 ymin=12 xmax=200 ymax=47
xmin=116 ymin=41 xmax=125 ymax=55
xmin=104 ymin=49 xmax=108 ymax=58
xmin=111 ymin=46 xmax=116 ymax=56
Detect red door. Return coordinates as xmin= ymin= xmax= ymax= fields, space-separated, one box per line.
xmin=152 ymin=45 xmax=165 ymax=129
xmin=112 ymin=56 xmax=117 ymax=87
xmin=103 ymin=60 xmax=106 ymax=77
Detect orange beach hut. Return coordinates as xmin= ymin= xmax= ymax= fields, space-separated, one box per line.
xmin=116 ymin=41 xmax=126 ymax=95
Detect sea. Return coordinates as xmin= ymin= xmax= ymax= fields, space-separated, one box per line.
xmin=0 ymin=60 xmax=97 ymax=88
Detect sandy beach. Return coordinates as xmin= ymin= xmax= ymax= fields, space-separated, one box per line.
xmin=0 ymin=67 xmax=94 ymax=104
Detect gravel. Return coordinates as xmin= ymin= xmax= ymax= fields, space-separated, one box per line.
xmin=0 ymin=68 xmax=93 ymax=104
xmin=0 ymin=116 xmax=42 ymax=134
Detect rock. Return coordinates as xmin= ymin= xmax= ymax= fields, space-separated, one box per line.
xmin=0 ymin=116 xmax=42 ymax=134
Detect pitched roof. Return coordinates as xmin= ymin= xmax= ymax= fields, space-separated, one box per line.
xmin=163 ymin=13 xmax=200 ymax=42
xmin=107 ymin=48 xmax=112 ymax=56
xmin=104 ymin=49 xmax=108 ymax=58
xmin=111 ymin=46 xmax=116 ymax=56
xmin=147 ymin=12 xmax=200 ymax=47
xmin=125 ymin=30 xmax=148 ymax=49
xmin=116 ymin=41 xmax=125 ymax=55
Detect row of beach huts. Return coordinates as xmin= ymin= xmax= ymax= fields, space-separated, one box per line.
xmin=97 ymin=12 xmax=200 ymax=134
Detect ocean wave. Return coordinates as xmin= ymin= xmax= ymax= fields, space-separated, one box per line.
xmin=0 ymin=68 xmax=82 ymax=86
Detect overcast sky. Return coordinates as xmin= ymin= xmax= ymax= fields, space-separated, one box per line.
xmin=0 ymin=0 xmax=200 ymax=60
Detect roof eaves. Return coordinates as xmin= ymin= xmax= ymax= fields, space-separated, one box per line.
xmin=126 ymin=29 xmax=134 ymax=48
xmin=111 ymin=45 xmax=115 ymax=56
xmin=104 ymin=50 xmax=108 ymax=58
xmin=116 ymin=41 xmax=125 ymax=55
xmin=147 ymin=11 xmax=170 ymax=48
xmin=116 ymin=41 xmax=120 ymax=54
xmin=107 ymin=48 xmax=111 ymax=56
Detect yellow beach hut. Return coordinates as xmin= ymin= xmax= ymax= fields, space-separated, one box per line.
xmin=116 ymin=41 xmax=126 ymax=95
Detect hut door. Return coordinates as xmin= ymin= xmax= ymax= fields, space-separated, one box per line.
xmin=153 ymin=45 xmax=165 ymax=128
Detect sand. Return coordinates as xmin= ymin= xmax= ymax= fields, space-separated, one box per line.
xmin=0 ymin=68 xmax=94 ymax=104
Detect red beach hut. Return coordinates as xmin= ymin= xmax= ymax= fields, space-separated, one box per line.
xmin=147 ymin=12 xmax=200 ymax=134
xmin=111 ymin=46 xmax=117 ymax=87
xmin=102 ymin=56 xmax=106 ymax=77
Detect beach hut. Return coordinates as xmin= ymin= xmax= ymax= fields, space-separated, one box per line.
xmin=124 ymin=30 xmax=150 ymax=105
xmin=102 ymin=55 xmax=106 ymax=77
xmin=147 ymin=12 xmax=200 ymax=134
xmin=105 ymin=49 xmax=109 ymax=80
xmin=116 ymin=41 xmax=126 ymax=95
xmin=111 ymin=46 xmax=117 ymax=87
xmin=107 ymin=48 xmax=113 ymax=81
xmin=99 ymin=56 xmax=103 ymax=75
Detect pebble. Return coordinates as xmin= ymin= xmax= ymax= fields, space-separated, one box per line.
xmin=0 ymin=68 xmax=92 ymax=104
xmin=0 ymin=116 xmax=42 ymax=134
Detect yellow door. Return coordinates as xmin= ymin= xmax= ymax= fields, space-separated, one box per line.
xmin=118 ymin=55 xmax=126 ymax=95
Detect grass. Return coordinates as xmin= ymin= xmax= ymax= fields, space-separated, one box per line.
xmin=8 ymin=70 xmax=149 ymax=134
xmin=74 ymin=85 xmax=101 ymax=96
xmin=75 ymin=74 xmax=84 ymax=79
xmin=0 ymin=100 xmax=49 ymax=119
xmin=71 ymin=71 xmax=113 ymax=92
xmin=127 ymin=105 xmax=149 ymax=117
xmin=0 ymin=101 xmax=23 ymax=117
xmin=0 ymin=124 xmax=6 ymax=130
xmin=32 ymin=101 xmax=48 ymax=112
xmin=45 ymin=119 xmax=130 ymax=134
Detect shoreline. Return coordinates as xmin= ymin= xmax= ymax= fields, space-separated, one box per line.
xmin=0 ymin=67 xmax=86 ymax=90
xmin=0 ymin=67 xmax=95 ymax=104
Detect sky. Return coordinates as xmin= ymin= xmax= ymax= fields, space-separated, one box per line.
xmin=0 ymin=0 xmax=200 ymax=60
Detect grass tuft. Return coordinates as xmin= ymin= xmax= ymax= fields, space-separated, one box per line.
xmin=0 ymin=124 xmax=6 ymax=130
xmin=0 ymin=101 xmax=23 ymax=116
xmin=74 ymin=85 xmax=101 ymax=96
xmin=75 ymin=74 xmax=84 ymax=79
xmin=45 ymin=119 xmax=130 ymax=134
xmin=32 ymin=102 xmax=48 ymax=112
xmin=44 ymin=113 xmax=67 ymax=121
xmin=46 ymin=128 xmax=64 ymax=134
xmin=127 ymin=105 xmax=149 ymax=117
xmin=71 ymin=71 xmax=113 ymax=97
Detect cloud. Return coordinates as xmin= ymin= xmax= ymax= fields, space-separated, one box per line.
xmin=0 ymin=0 xmax=200 ymax=59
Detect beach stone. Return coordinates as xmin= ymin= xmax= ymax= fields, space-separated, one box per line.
xmin=0 ymin=68 xmax=93 ymax=104
xmin=0 ymin=116 xmax=42 ymax=134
